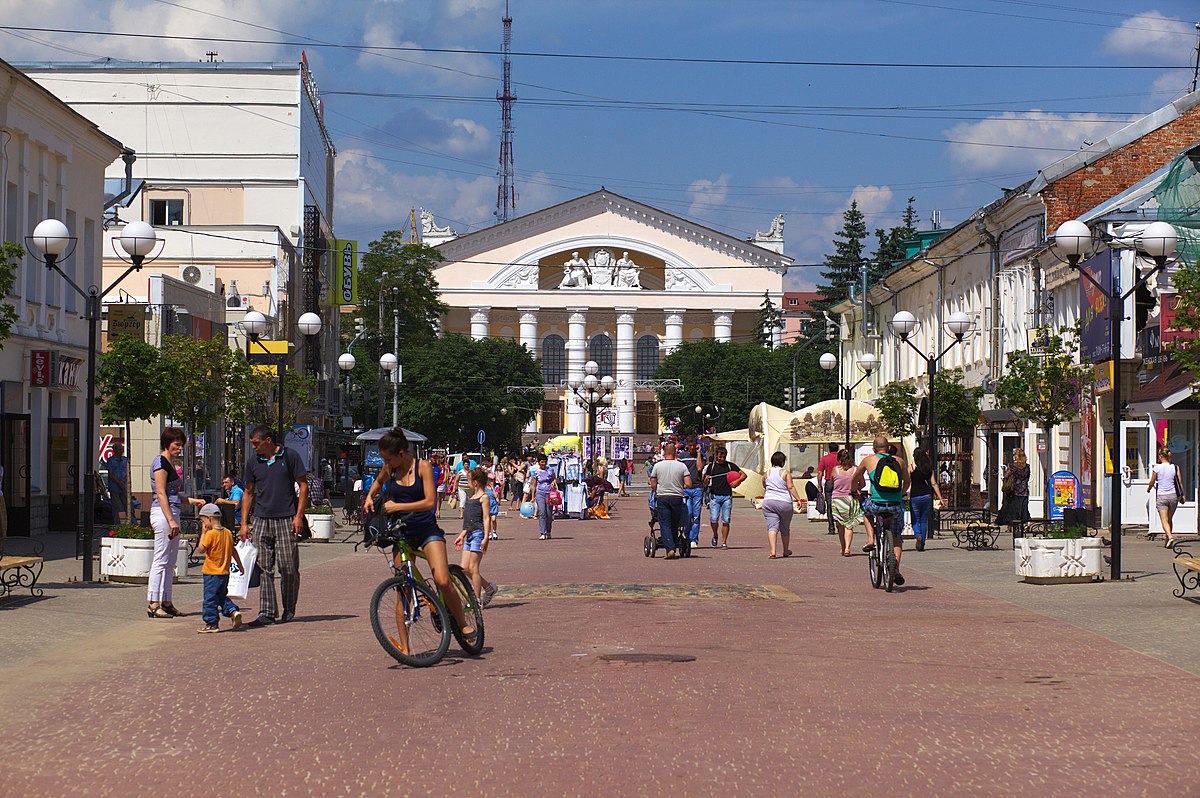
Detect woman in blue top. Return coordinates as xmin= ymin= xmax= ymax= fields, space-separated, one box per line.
xmin=364 ymin=429 xmax=471 ymax=642
xmin=147 ymin=427 xmax=204 ymax=619
xmin=532 ymin=454 xmax=558 ymax=540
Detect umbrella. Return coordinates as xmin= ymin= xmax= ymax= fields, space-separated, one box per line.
xmin=354 ymin=427 xmax=429 ymax=444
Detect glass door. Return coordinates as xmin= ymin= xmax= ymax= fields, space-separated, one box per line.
xmin=1 ymin=414 xmax=30 ymax=536
xmin=48 ymin=418 xmax=79 ymax=532
xmin=1121 ymin=420 xmax=1151 ymax=527
xmin=1153 ymin=417 xmax=1197 ymax=535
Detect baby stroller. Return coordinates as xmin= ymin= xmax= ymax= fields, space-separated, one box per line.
xmin=643 ymin=491 xmax=692 ymax=558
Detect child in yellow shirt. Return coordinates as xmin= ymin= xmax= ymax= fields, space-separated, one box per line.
xmin=197 ymin=503 xmax=244 ymax=633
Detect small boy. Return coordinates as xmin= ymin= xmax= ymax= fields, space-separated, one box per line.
xmin=486 ymin=475 xmax=501 ymax=541
xmin=196 ymin=503 xmax=244 ymax=633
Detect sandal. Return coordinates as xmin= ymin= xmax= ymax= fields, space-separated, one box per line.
xmin=768 ymin=554 xmax=778 ymax=559
xmin=160 ymin=604 xmax=184 ymax=617
xmin=783 ymin=550 xmax=793 ymax=558
xmin=147 ymin=604 xmax=171 ymax=619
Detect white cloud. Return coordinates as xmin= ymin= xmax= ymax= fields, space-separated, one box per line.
xmin=945 ymin=112 xmax=1128 ymax=172
xmin=687 ymin=173 xmax=731 ymax=216
xmin=355 ymin=18 xmax=495 ymax=90
xmin=1150 ymin=70 xmax=1193 ymax=104
xmin=1105 ymin=11 xmax=1195 ymax=60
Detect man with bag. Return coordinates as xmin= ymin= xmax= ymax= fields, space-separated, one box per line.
xmin=240 ymin=425 xmax=308 ymax=626
xmin=852 ymin=436 xmax=910 ymax=586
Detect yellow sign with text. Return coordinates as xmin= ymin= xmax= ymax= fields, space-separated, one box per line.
xmin=1093 ymin=361 xmax=1114 ymax=395
xmin=331 ymin=239 xmax=358 ymax=306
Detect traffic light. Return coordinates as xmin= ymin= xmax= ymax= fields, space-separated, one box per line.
xmin=795 ymin=387 xmax=806 ymax=408
xmin=823 ymin=311 xmax=838 ymax=342
xmin=783 ymin=387 xmax=794 ymax=409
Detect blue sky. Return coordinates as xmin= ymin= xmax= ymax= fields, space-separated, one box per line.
xmin=3 ymin=0 xmax=1198 ymax=288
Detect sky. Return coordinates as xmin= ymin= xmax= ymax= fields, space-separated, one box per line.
xmin=2 ymin=0 xmax=1199 ymax=290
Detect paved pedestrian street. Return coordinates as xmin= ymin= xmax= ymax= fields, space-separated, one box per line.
xmin=4 ymin=503 xmax=1199 ymax=797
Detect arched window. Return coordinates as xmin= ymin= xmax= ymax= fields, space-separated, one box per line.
xmin=637 ymin=334 xmax=660 ymax=381
xmin=589 ymin=334 xmax=614 ymax=377
xmin=542 ymin=334 xmax=565 ymax=384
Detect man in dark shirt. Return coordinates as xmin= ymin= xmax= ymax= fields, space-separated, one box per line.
xmin=703 ymin=446 xmax=745 ymax=548
xmin=240 ymin=425 xmax=308 ymax=626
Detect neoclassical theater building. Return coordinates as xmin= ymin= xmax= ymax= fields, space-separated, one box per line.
xmin=429 ymin=190 xmax=790 ymax=445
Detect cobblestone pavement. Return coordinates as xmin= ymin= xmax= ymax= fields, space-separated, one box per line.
xmin=3 ymin=502 xmax=1199 ymax=797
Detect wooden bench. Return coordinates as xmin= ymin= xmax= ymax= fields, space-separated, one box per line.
xmin=0 ymin=538 xmax=45 ymax=599
xmin=947 ymin=521 xmax=1000 ymax=550
xmin=1171 ymin=542 xmax=1200 ymax=599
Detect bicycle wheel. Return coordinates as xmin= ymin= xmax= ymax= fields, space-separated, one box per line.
xmin=882 ymin=527 xmax=897 ymax=593
xmin=369 ymin=576 xmax=451 ymax=667
xmin=447 ymin=564 xmax=485 ymax=656
xmin=867 ymin=525 xmax=883 ymax=589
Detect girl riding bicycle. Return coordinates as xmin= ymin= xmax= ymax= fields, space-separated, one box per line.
xmin=364 ymin=429 xmax=472 ymax=646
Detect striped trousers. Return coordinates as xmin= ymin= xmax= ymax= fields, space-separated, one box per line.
xmin=252 ymin=516 xmax=300 ymax=618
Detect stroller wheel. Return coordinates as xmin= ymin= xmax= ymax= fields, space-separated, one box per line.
xmin=643 ymin=535 xmax=653 ymax=558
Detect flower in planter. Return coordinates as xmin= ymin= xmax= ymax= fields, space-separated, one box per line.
xmin=306 ymin=505 xmax=334 ymax=515
xmin=108 ymin=523 xmax=155 ymax=540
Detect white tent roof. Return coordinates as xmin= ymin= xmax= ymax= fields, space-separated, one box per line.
xmin=775 ymin=399 xmax=886 ymax=445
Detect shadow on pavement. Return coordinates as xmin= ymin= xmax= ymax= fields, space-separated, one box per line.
xmin=286 ymin=613 xmax=358 ymax=623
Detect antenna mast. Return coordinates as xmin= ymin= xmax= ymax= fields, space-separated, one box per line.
xmin=1192 ymin=21 xmax=1200 ymax=94
xmin=495 ymin=0 xmax=516 ymax=223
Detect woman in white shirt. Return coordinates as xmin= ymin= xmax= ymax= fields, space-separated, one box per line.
xmin=761 ymin=451 xmax=802 ymax=559
xmin=1148 ymin=449 xmax=1186 ymax=546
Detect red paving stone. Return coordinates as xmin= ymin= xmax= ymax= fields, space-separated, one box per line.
xmin=5 ymin=504 xmax=1199 ymax=797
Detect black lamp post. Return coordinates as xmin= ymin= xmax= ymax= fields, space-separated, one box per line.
xmin=568 ymin=359 xmax=614 ymax=475
xmin=28 ymin=218 xmax=162 ymax=582
xmin=1053 ymin=218 xmax=1178 ymax=581
xmin=819 ymin=351 xmax=878 ymax=451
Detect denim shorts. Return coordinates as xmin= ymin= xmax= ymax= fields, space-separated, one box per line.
xmin=862 ymin=499 xmax=904 ymax=537
xmin=402 ymin=526 xmax=446 ymax=551
xmin=709 ymin=494 xmax=733 ymax=524
xmin=462 ymin=528 xmax=485 ymax=553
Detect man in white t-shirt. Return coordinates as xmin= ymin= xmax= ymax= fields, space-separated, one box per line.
xmin=648 ymin=443 xmax=691 ymax=559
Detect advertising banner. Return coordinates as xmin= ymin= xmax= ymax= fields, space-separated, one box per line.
xmin=1048 ymin=470 xmax=1080 ymax=520
xmin=331 ymin=240 xmax=358 ymax=306
xmin=30 ymin=350 xmax=50 ymax=386
xmin=1079 ymin=250 xmax=1112 ymax=363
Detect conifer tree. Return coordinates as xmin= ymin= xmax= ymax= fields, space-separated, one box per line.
xmin=815 ymin=201 xmax=868 ymax=311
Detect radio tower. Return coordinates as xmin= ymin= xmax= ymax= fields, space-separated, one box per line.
xmin=495 ymin=0 xmax=516 ymax=223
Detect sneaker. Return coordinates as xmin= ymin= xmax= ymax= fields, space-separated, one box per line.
xmin=539 ymin=534 xmax=547 ymax=540
xmin=894 ymin=572 xmax=906 ymax=586
xmin=279 ymin=610 xmax=295 ymax=624
xmin=230 ymin=611 xmax=244 ymax=630
xmin=915 ymin=539 xmax=925 ymax=552
xmin=482 ymin=583 xmax=499 ymax=607
xmin=664 ymin=550 xmax=678 ymax=560
xmin=246 ymin=614 xmax=275 ymax=628
xmin=711 ymin=535 xmax=718 ymax=548
xmin=489 ymin=532 xmax=499 ymax=540
xmin=721 ymin=543 xmax=728 ymax=550
xmin=198 ymin=624 xmax=220 ymax=634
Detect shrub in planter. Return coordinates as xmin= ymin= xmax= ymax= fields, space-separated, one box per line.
xmin=108 ymin=522 xmax=154 ymax=540
xmin=306 ymin=505 xmax=333 ymax=514
xmin=1043 ymin=523 xmax=1088 ymax=540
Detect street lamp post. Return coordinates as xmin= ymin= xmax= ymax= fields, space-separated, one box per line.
xmin=694 ymin=403 xmax=723 ymax=435
xmin=568 ymin=360 xmax=614 ymax=478
xmin=819 ymin=351 xmax=878 ymax=451
xmin=379 ymin=352 xmax=398 ymax=427
xmin=241 ymin=310 xmax=323 ymax=442
xmin=885 ymin=309 xmax=972 ymax=475
xmin=1053 ymin=218 xmax=1178 ymax=581
xmin=28 ymin=219 xmax=162 ymax=582
xmin=338 ymin=352 xmax=356 ymax=428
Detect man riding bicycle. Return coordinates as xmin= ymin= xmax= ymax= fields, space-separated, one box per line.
xmin=852 ymin=435 xmax=910 ymax=587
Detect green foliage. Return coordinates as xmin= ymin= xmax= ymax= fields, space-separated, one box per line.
xmin=247 ymin=368 xmax=320 ymax=428
xmin=0 ymin=242 xmax=23 ymax=348
xmin=392 ymin=334 xmax=540 ymax=452
xmin=159 ymin=335 xmax=259 ymax=432
xmin=870 ymin=197 xmax=918 ymax=283
xmin=106 ymin=522 xmax=154 ymax=540
xmin=815 ymin=201 xmax=868 ymax=311
xmin=655 ymin=339 xmax=836 ymax=433
xmin=96 ymin=337 xmax=169 ymax=424
xmin=756 ymin=292 xmax=783 ymax=348
xmin=874 ymin=381 xmax=919 ymax=439
xmin=994 ymin=327 xmax=1089 ymax=432
xmin=932 ymin=368 xmax=983 ymax=433
xmin=1167 ymin=257 xmax=1200 ymax=373
xmin=1043 ymin=523 xmax=1088 ymax=540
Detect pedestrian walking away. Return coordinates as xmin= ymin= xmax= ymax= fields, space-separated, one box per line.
xmin=703 ymin=446 xmax=745 ymax=548
xmin=240 ymin=425 xmax=308 ymax=627
xmin=147 ymin=427 xmax=204 ymax=619
xmin=762 ymin=451 xmax=802 ymax=558
xmin=817 ymin=444 xmax=840 ymax=536
xmin=196 ymin=503 xmax=244 ymax=633
xmin=852 ymin=436 xmax=910 ymax=586
xmin=678 ymin=440 xmax=705 ymax=547
xmin=909 ymin=447 xmax=943 ymax=552
xmin=829 ymin=449 xmax=862 ymax=556
xmin=649 ymin=443 xmax=691 ymax=559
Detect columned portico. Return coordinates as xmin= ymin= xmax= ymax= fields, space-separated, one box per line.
xmin=664 ymin=310 xmax=684 ymax=354
xmin=615 ymin=308 xmax=637 ymax=434
xmin=469 ymin=306 xmax=490 ymax=340
xmin=713 ymin=309 xmax=733 ymax=343
xmin=518 ymin=307 xmax=539 ymax=432
xmin=566 ymin=307 xmax=587 ymax=433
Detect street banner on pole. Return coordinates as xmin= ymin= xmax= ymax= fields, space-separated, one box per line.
xmin=331 ymin=240 xmax=358 ymax=305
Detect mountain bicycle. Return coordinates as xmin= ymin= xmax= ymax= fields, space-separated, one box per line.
xmin=866 ymin=502 xmax=901 ymax=593
xmin=364 ymin=517 xmax=485 ymax=667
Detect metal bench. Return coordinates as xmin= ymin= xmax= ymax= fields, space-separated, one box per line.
xmin=0 ymin=537 xmax=45 ymax=599
xmin=1171 ymin=541 xmax=1200 ymax=599
xmin=940 ymin=509 xmax=999 ymax=550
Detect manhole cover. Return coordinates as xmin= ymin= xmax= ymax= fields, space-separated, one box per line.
xmin=599 ymin=653 xmax=696 ymax=663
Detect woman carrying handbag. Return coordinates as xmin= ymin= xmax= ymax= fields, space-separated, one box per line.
xmin=1148 ymin=449 xmax=1186 ymax=547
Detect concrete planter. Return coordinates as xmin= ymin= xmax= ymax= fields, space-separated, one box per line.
xmin=1015 ymin=537 xmax=1104 ymax=583
xmin=305 ymin=513 xmax=334 ymax=541
xmin=100 ymin=537 xmax=188 ymax=583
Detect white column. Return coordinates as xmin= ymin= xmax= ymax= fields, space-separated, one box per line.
xmin=713 ymin=309 xmax=733 ymax=343
xmin=469 ymin=306 xmax=490 ymax=340
xmin=566 ymin=308 xmax=587 ymax=434
xmin=664 ymin=309 xmax=684 ymax=355
xmin=519 ymin=307 xmax=540 ymax=433
xmin=616 ymin=308 xmax=636 ymax=434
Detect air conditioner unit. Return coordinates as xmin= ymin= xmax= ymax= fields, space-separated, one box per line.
xmin=179 ymin=264 xmax=217 ymax=292
xmin=225 ymin=294 xmax=252 ymax=310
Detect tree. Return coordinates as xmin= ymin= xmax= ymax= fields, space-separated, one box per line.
xmin=875 ymin=381 xmax=919 ymax=440
xmin=932 ymin=368 xmax=983 ymax=434
xmin=756 ymin=292 xmax=783 ymax=348
xmin=871 ymin=197 xmax=918 ymax=283
xmin=246 ymin=368 xmax=320 ymax=429
xmin=0 ymin=243 xmax=23 ymax=348
xmin=1164 ymin=258 xmax=1200 ymax=373
xmin=994 ymin=327 xmax=1091 ymax=520
xmin=655 ymin=340 xmax=836 ymax=433
xmin=815 ymin=201 xmax=868 ymax=311
xmin=95 ymin=337 xmax=169 ymax=425
xmin=391 ymin=334 xmax=540 ymax=452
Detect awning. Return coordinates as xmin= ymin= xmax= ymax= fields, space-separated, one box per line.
xmin=1128 ymin=363 xmax=1197 ymax=415
xmin=775 ymin=399 xmax=886 ymax=445
xmin=978 ymin=408 xmax=1021 ymax=427
xmin=354 ymin=427 xmax=429 ymax=444
xmin=702 ymin=428 xmax=750 ymax=442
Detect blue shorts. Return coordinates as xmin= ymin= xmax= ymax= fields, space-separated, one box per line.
xmin=462 ymin=528 xmax=485 ymax=553
xmin=709 ymin=494 xmax=733 ymax=524
xmin=862 ymin=499 xmax=904 ymax=537
xmin=403 ymin=526 xmax=446 ymax=551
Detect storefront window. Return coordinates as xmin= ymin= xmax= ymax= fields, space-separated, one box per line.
xmin=1125 ymin=425 xmax=1151 ymax=481
xmin=1166 ymin=419 xmax=1196 ymax=502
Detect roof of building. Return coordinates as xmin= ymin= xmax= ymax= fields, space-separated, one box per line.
xmin=1128 ymin=362 xmax=1197 ymax=408
xmin=13 ymin=59 xmax=300 ymax=72
xmin=1 ymin=57 xmax=124 ymax=152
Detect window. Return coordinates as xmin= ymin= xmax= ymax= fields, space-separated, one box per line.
xmin=542 ymin=334 xmax=565 ymax=384
xmin=636 ymin=401 xmax=659 ymax=435
xmin=636 ymin=335 xmax=660 ymax=381
xmin=541 ymin=400 xmax=564 ymax=434
xmin=149 ymin=198 xmax=184 ymax=226
xmin=589 ymin=334 xmax=614 ymax=377
xmin=789 ymin=298 xmax=798 ymax=306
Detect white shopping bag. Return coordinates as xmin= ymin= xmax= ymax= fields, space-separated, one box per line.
xmin=227 ymin=540 xmax=258 ymax=600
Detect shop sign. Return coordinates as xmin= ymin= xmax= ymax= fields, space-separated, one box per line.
xmin=332 ymin=240 xmax=357 ymax=305
xmin=1093 ymin=360 xmax=1114 ymax=394
xmin=30 ymin=350 xmax=50 ymax=386
xmin=1027 ymin=328 xmax=1051 ymax=357
xmin=1161 ymin=292 xmax=1200 ymax=347
xmin=51 ymin=353 xmax=83 ymax=390
xmin=107 ymin=304 xmax=146 ymax=341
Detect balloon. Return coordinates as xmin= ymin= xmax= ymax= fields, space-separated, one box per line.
xmin=520 ymin=501 xmax=536 ymax=518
